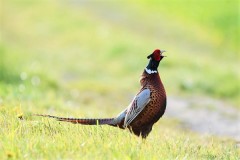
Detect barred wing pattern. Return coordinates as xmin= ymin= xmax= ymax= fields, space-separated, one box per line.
xmin=124 ymin=89 xmax=151 ymax=128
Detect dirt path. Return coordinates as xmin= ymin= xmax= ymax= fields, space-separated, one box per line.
xmin=166 ymin=96 xmax=240 ymax=141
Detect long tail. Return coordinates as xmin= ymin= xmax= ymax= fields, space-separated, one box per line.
xmin=34 ymin=114 xmax=115 ymax=125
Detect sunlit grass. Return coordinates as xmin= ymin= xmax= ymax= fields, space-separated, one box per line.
xmin=0 ymin=107 xmax=239 ymax=159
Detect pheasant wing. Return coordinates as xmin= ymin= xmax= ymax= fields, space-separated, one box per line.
xmin=124 ymin=89 xmax=151 ymax=128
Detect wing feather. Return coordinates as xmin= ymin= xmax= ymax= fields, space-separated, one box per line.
xmin=124 ymin=89 xmax=151 ymax=128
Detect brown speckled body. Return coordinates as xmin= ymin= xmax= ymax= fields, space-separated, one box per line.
xmin=128 ymin=70 xmax=166 ymax=138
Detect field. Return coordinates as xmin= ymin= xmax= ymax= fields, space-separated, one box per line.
xmin=1 ymin=0 xmax=239 ymax=159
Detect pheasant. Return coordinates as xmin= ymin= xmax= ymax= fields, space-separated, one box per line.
xmin=36 ymin=49 xmax=167 ymax=138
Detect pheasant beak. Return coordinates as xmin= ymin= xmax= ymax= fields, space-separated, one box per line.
xmin=160 ymin=50 xmax=166 ymax=58
xmin=160 ymin=50 xmax=166 ymax=54
xmin=160 ymin=50 xmax=166 ymax=56
xmin=161 ymin=55 xmax=167 ymax=60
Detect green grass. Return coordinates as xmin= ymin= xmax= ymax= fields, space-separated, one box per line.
xmin=0 ymin=108 xmax=239 ymax=160
xmin=1 ymin=0 xmax=240 ymax=159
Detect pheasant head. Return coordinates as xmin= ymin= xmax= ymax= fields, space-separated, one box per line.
xmin=145 ymin=49 xmax=166 ymax=74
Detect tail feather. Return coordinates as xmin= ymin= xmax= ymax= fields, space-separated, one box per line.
xmin=34 ymin=114 xmax=115 ymax=125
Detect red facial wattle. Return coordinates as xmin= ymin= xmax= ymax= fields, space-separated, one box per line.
xmin=153 ymin=49 xmax=161 ymax=61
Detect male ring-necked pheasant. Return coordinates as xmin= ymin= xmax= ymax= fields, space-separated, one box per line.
xmin=36 ymin=49 xmax=167 ymax=138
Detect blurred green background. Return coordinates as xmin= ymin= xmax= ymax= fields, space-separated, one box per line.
xmin=0 ymin=0 xmax=239 ymax=115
